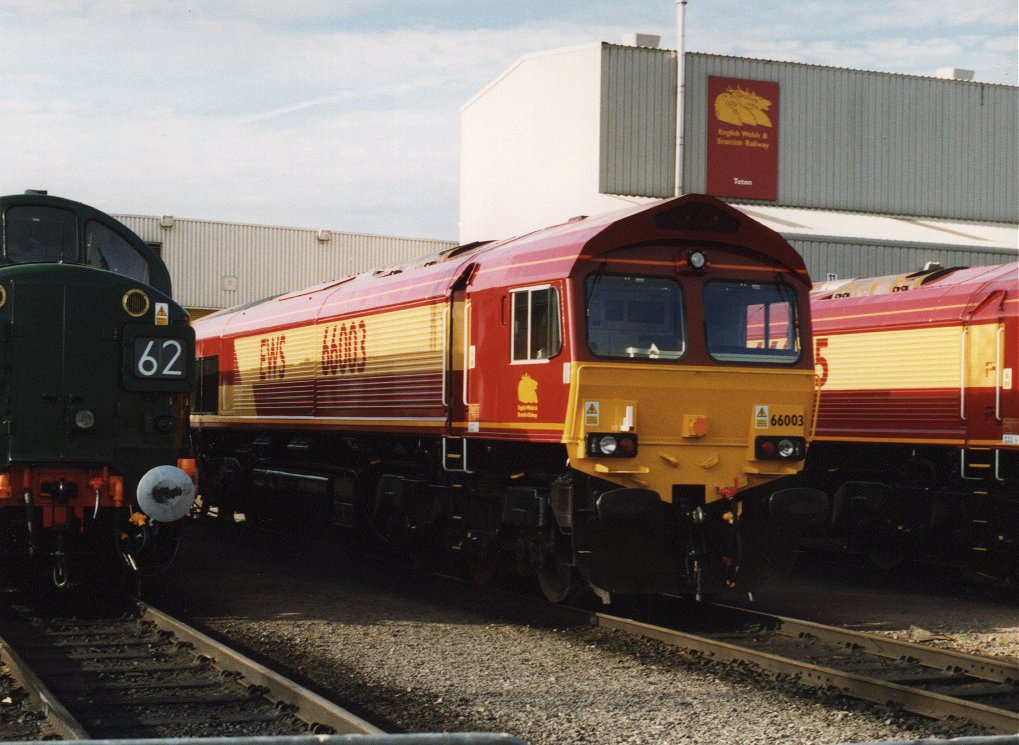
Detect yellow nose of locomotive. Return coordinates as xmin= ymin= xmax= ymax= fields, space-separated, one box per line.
xmin=565 ymin=362 xmax=813 ymax=502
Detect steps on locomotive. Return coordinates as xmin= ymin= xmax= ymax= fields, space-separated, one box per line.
xmin=960 ymin=447 xmax=1009 ymax=483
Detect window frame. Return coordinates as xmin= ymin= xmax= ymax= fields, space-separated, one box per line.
xmin=3 ymin=205 xmax=79 ymax=264
xmin=702 ymin=280 xmax=802 ymax=365
xmin=509 ymin=284 xmax=562 ymax=364
xmin=85 ymin=219 xmax=152 ymax=284
xmin=584 ymin=272 xmax=687 ymax=362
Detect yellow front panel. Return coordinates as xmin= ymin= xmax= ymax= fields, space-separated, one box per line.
xmin=564 ymin=363 xmax=815 ymax=504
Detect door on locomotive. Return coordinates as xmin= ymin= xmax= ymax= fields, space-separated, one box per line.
xmin=0 ymin=193 xmax=196 ymax=586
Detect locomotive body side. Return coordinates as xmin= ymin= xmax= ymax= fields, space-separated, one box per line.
xmin=807 ymin=263 xmax=1017 ymax=581
xmin=193 ymin=195 xmax=824 ymax=600
xmin=0 ymin=193 xmax=196 ymax=585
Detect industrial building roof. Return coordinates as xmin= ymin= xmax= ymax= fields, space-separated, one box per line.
xmin=732 ymin=204 xmax=1018 ymax=255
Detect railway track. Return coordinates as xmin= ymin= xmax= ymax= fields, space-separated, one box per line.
xmin=200 ymin=514 xmax=1019 ymax=736
xmin=587 ymin=601 xmax=1019 ymax=735
xmin=0 ymin=595 xmax=382 ymax=740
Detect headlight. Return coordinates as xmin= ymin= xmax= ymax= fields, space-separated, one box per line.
xmin=777 ymin=439 xmax=797 ymax=458
xmin=122 ymin=289 xmax=150 ymax=317
xmin=155 ymin=415 xmax=175 ymax=434
xmin=687 ymin=250 xmax=707 ymax=270
xmin=74 ymin=409 xmax=96 ymax=430
xmin=586 ymin=432 xmax=639 ymax=458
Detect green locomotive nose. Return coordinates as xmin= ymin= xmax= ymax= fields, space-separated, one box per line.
xmin=0 ymin=263 xmax=194 ymax=480
xmin=0 ymin=192 xmax=196 ymax=585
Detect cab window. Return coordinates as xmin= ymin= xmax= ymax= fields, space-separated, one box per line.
xmin=4 ymin=206 xmax=77 ymax=264
xmin=86 ymin=220 xmax=150 ymax=283
xmin=704 ymin=281 xmax=800 ymax=363
xmin=511 ymin=286 xmax=561 ymax=362
xmin=586 ymin=274 xmax=685 ymax=360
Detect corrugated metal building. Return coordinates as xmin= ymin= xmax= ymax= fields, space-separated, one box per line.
xmin=460 ymin=42 xmax=1018 ymax=280
xmin=113 ymin=214 xmax=455 ymax=314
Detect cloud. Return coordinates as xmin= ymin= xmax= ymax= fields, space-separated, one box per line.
xmin=0 ymin=1 xmax=1014 ymax=242
xmin=0 ymin=9 xmax=632 ymax=237
xmin=687 ymin=0 xmax=1016 ymax=82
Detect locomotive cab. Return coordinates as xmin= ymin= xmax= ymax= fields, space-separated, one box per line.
xmin=561 ymin=257 xmax=819 ymax=598
xmin=0 ymin=193 xmax=196 ymax=586
xmin=451 ymin=199 xmax=826 ymax=600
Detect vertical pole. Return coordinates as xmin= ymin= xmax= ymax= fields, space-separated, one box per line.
xmin=675 ymin=0 xmax=687 ymax=197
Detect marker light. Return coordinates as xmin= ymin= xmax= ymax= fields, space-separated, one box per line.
xmin=74 ymin=409 xmax=96 ymax=430
xmin=754 ymin=436 xmax=805 ymax=460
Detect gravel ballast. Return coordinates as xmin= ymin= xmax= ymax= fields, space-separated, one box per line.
xmin=145 ymin=519 xmax=1017 ymax=745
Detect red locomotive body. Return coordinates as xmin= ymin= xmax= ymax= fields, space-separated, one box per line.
xmin=807 ymin=262 xmax=1018 ymax=581
xmin=193 ymin=195 xmax=825 ymax=601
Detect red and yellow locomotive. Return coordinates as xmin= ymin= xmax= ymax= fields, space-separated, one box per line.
xmin=192 ymin=195 xmax=825 ymax=601
xmin=806 ymin=262 xmax=1018 ymax=582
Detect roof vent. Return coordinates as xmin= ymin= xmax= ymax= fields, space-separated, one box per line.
xmin=935 ymin=67 xmax=974 ymax=81
xmin=623 ymin=33 xmax=660 ymax=48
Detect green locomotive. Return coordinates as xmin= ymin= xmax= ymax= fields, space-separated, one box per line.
xmin=0 ymin=192 xmax=196 ymax=586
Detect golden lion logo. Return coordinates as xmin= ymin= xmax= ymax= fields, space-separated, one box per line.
xmin=517 ymin=373 xmax=538 ymax=404
xmin=714 ymin=87 xmax=773 ymax=127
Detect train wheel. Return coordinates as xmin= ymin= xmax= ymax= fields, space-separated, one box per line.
xmin=536 ymin=550 xmax=576 ymax=604
xmin=864 ymin=543 xmax=906 ymax=571
xmin=465 ymin=550 xmax=498 ymax=586
xmin=462 ymin=530 xmax=498 ymax=586
xmin=859 ymin=522 xmax=907 ymax=571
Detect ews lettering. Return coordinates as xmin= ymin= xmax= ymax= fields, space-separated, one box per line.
xmin=321 ymin=320 xmax=367 ymax=375
xmin=259 ymin=335 xmax=286 ymax=380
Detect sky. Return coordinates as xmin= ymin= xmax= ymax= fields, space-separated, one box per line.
xmin=1 ymin=0 xmax=1015 ymax=240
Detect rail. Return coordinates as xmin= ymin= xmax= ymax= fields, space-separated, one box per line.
xmin=1 ymin=737 xmax=526 ymax=745
xmin=590 ymin=605 xmax=1019 ymax=734
xmin=0 ymin=598 xmax=385 ymax=739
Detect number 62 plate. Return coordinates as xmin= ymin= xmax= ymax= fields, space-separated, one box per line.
xmin=133 ymin=337 xmax=187 ymax=379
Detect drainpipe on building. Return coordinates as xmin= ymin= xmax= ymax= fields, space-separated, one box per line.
xmin=675 ymin=0 xmax=687 ymax=197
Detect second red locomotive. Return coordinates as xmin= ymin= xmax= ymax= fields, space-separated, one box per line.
xmin=192 ymin=195 xmax=825 ymax=601
xmin=806 ymin=262 xmax=1017 ymax=583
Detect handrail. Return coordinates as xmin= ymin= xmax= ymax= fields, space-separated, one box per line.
xmin=463 ymin=300 xmax=471 ymax=407
xmin=996 ymin=324 xmax=1004 ymax=422
xmin=441 ymin=305 xmax=449 ymax=408
xmin=960 ymin=327 xmax=968 ymax=421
